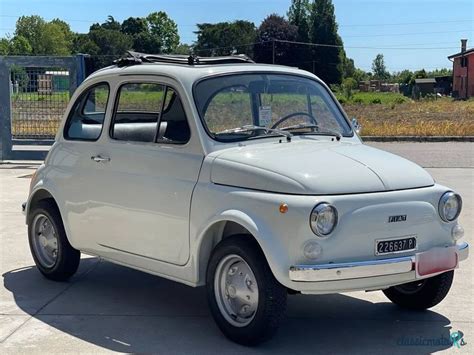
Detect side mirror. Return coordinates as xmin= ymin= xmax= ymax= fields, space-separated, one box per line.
xmin=351 ymin=118 xmax=362 ymax=135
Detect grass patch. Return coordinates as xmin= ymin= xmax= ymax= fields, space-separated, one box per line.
xmin=343 ymin=97 xmax=474 ymax=136
xmin=335 ymin=91 xmax=409 ymax=105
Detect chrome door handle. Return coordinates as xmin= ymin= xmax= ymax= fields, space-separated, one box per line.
xmin=91 ymin=155 xmax=110 ymax=163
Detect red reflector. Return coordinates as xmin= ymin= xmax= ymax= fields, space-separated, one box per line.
xmin=416 ymin=247 xmax=458 ymax=277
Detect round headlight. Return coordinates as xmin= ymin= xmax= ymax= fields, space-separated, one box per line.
xmin=310 ymin=203 xmax=338 ymax=236
xmin=438 ymin=192 xmax=462 ymax=222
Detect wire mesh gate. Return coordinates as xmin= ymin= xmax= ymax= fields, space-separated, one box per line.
xmin=0 ymin=55 xmax=87 ymax=160
xmin=11 ymin=67 xmax=70 ymax=139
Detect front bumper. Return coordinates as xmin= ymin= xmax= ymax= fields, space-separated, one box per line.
xmin=289 ymin=242 xmax=469 ymax=282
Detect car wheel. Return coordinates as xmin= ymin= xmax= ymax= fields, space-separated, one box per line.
xmin=206 ymin=235 xmax=287 ymax=345
xmin=28 ymin=200 xmax=80 ymax=281
xmin=382 ymin=270 xmax=454 ymax=310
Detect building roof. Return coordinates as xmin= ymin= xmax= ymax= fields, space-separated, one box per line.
xmin=414 ymin=78 xmax=436 ymax=84
xmin=448 ymin=48 xmax=474 ymax=59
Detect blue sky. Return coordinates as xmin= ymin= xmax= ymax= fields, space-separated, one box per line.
xmin=1 ymin=0 xmax=473 ymax=72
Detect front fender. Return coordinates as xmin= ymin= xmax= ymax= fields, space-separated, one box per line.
xmin=190 ymin=185 xmax=297 ymax=287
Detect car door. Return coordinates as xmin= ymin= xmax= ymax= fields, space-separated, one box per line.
xmin=89 ymin=78 xmax=204 ymax=266
xmin=57 ymin=81 xmax=114 ymax=252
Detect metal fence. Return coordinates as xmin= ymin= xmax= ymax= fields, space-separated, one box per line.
xmin=0 ymin=55 xmax=87 ymax=160
xmin=11 ymin=67 xmax=70 ymax=139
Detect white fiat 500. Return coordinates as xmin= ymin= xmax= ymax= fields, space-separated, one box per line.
xmin=24 ymin=53 xmax=468 ymax=345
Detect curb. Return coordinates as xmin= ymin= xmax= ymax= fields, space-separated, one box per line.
xmin=362 ymin=136 xmax=474 ymax=142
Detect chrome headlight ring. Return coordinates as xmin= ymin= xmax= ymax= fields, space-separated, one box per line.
xmin=438 ymin=191 xmax=462 ymax=222
xmin=310 ymin=202 xmax=338 ymax=237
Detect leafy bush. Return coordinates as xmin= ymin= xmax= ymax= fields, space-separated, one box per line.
xmin=330 ymin=84 xmax=341 ymax=93
xmin=394 ymin=97 xmax=407 ymax=104
xmin=342 ymin=77 xmax=358 ymax=99
xmin=371 ymin=98 xmax=382 ymax=104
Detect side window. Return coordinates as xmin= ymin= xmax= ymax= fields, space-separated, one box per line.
xmin=64 ymin=83 xmax=109 ymax=141
xmin=157 ymin=88 xmax=191 ymax=144
xmin=111 ymin=83 xmax=165 ymax=143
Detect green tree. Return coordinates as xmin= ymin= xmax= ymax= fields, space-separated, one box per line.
xmin=38 ymin=22 xmax=71 ymax=55
xmin=0 ymin=38 xmax=10 ymax=55
xmin=309 ymin=0 xmax=344 ymax=84
xmin=352 ymin=68 xmax=369 ymax=83
xmin=194 ymin=21 xmax=256 ymax=56
xmin=341 ymin=53 xmax=356 ymax=79
xmin=14 ymin=15 xmax=46 ymax=54
xmin=372 ymin=53 xmax=390 ymax=80
xmin=9 ymin=35 xmax=32 ymax=55
xmin=14 ymin=15 xmax=71 ymax=55
xmin=72 ymin=33 xmax=100 ymax=55
xmin=98 ymin=16 xmax=121 ymax=31
xmin=288 ymin=0 xmax=312 ymax=71
xmin=342 ymin=77 xmax=357 ymax=99
xmin=89 ymin=27 xmax=132 ymax=59
xmin=146 ymin=12 xmax=180 ymax=53
xmin=392 ymin=69 xmax=413 ymax=84
xmin=410 ymin=69 xmax=427 ymax=85
xmin=132 ymin=32 xmax=163 ymax=53
xmin=288 ymin=0 xmax=310 ymax=42
xmin=121 ymin=17 xmax=148 ymax=36
xmin=427 ymin=68 xmax=452 ymax=77
xmin=174 ymin=43 xmax=192 ymax=55
xmin=85 ymin=17 xmax=133 ymax=69
xmin=253 ymin=14 xmax=298 ymax=65
xmin=50 ymin=18 xmax=74 ymax=50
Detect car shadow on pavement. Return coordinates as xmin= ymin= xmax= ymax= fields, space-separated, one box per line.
xmin=3 ymin=258 xmax=455 ymax=354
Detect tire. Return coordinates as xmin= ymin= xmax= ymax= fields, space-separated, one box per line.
xmin=382 ymin=271 xmax=454 ymax=310
xmin=28 ymin=200 xmax=80 ymax=281
xmin=206 ymin=235 xmax=287 ymax=346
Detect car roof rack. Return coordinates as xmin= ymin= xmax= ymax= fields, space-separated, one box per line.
xmin=114 ymin=51 xmax=255 ymax=67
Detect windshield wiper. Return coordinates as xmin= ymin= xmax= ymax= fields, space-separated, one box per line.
xmin=280 ymin=123 xmax=342 ymax=141
xmin=215 ymin=125 xmax=293 ymax=142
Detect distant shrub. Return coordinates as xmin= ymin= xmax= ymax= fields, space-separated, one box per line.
xmin=338 ymin=97 xmax=346 ymax=104
xmin=342 ymin=78 xmax=358 ymax=100
xmin=371 ymin=98 xmax=382 ymax=104
xmin=330 ymin=84 xmax=341 ymax=93
xmin=353 ymin=97 xmax=363 ymax=104
xmin=394 ymin=97 xmax=407 ymax=104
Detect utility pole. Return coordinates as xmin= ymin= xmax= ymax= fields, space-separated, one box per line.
xmin=272 ymin=39 xmax=275 ymax=64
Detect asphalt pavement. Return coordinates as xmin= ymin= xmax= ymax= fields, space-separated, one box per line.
xmin=0 ymin=142 xmax=472 ymax=354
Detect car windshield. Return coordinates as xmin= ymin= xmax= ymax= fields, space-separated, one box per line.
xmin=194 ymin=73 xmax=352 ymax=142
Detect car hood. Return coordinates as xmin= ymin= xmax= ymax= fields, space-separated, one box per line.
xmin=210 ymin=140 xmax=434 ymax=195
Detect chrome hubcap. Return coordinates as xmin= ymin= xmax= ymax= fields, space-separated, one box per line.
xmin=214 ymin=254 xmax=259 ymax=327
xmin=31 ymin=214 xmax=58 ymax=268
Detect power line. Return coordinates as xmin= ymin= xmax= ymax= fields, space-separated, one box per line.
xmin=344 ymin=29 xmax=472 ymax=38
xmin=273 ymin=39 xmax=459 ymax=50
xmin=0 ymin=14 xmax=472 ymax=28
xmin=339 ymin=19 xmax=473 ymax=27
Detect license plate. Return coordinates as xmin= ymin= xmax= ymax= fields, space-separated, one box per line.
xmin=375 ymin=236 xmax=417 ymax=256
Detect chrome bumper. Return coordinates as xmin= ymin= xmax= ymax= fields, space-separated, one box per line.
xmin=289 ymin=242 xmax=469 ymax=282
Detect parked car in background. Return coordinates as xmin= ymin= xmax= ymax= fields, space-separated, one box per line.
xmin=23 ymin=52 xmax=469 ymax=345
